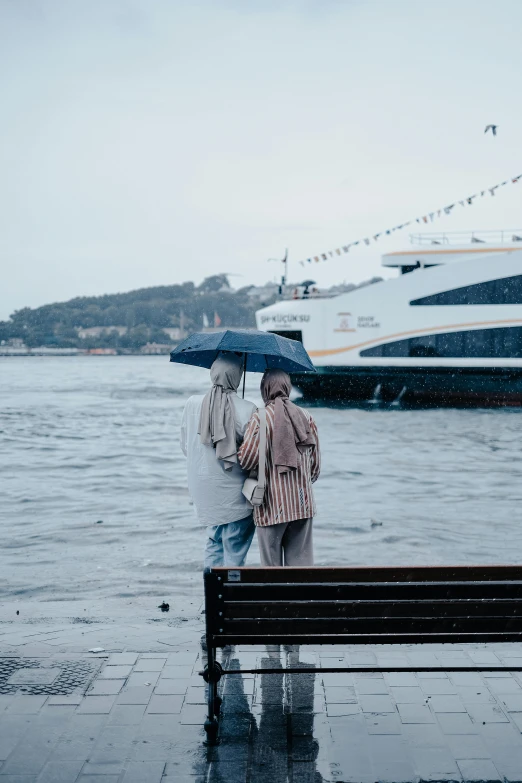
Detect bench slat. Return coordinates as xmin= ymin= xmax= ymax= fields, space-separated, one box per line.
xmin=221 ymin=616 xmax=522 ymax=635
xmin=212 ymin=566 xmax=522 ymax=584
xmin=224 ymin=599 xmax=522 ymax=619
xmin=213 ymin=632 xmax=522 ymax=645
xmin=222 ymin=582 xmax=522 ymax=602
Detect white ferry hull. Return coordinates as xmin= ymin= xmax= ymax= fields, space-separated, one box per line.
xmin=256 ymin=239 xmax=522 ymax=405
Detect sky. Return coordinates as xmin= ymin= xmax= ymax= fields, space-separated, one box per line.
xmin=1 ymin=0 xmax=522 ymax=320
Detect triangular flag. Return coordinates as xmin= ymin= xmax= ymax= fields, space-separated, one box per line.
xmin=314 ymin=256 xmax=320 ymax=262
xmin=364 ymin=238 xmax=370 ymax=246
xmin=321 ymin=253 xmax=327 ymax=260
xmin=307 ymin=258 xmax=312 ymax=263
xmin=335 ymin=248 xmax=341 ymax=255
xmin=342 ymin=245 xmax=350 ymax=253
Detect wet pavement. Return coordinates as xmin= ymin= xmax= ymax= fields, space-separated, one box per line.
xmin=3 ymin=603 xmax=522 ymax=781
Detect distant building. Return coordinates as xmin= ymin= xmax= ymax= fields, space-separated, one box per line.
xmin=246 ymin=283 xmax=279 ymax=303
xmin=86 ymin=348 xmax=117 ymax=355
xmin=162 ymin=327 xmax=184 ymax=342
xmin=77 ymin=326 xmax=127 ymax=339
xmin=141 ymin=342 xmax=172 ymax=355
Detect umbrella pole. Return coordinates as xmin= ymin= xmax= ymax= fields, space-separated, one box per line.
xmin=242 ymin=354 xmax=247 ymax=399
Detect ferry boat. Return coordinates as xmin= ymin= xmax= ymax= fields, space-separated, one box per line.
xmin=256 ymin=231 xmax=522 ymax=404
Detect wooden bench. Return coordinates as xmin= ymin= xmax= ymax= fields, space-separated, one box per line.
xmin=200 ymin=565 xmax=522 ymax=744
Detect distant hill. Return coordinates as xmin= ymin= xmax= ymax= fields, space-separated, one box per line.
xmin=0 ymin=275 xmax=268 ymax=351
xmin=0 ymin=273 xmax=383 ymax=352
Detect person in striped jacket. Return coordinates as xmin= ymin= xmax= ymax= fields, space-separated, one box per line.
xmin=238 ymin=369 xmax=320 ymax=566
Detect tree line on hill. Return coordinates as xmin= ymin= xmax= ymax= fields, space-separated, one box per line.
xmin=0 ymin=275 xmax=270 ymax=350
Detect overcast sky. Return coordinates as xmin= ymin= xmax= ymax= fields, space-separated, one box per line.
xmin=1 ymin=0 xmax=522 ymax=320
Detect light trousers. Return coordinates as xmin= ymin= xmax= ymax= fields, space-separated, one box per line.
xmin=204 ymin=514 xmax=255 ymax=568
xmin=256 ymin=518 xmax=314 ymax=567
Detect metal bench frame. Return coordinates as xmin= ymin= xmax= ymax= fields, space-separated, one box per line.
xmin=200 ymin=565 xmax=522 ymax=745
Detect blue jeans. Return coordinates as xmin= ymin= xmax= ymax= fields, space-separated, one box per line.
xmin=204 ymin=514 xmax=255 ymax=568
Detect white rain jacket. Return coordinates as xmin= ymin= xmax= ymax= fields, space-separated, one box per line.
xmin=180 ymin=393 xmax=256 ymax=526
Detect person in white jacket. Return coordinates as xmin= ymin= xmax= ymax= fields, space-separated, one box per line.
xmin=180 ymin=352 xmax=256 ymax=568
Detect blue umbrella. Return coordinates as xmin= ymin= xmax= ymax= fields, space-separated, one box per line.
xmin=170 ymin=329 xmax=316 ymax=395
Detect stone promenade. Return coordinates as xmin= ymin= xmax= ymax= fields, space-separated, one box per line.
xmin=3 ymin=601 xmax=522 ymax=782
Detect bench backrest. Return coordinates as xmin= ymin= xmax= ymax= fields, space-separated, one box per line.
xmin=204 ymin=566 xmax=522 ymax=647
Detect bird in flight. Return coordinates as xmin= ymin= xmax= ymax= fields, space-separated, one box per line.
xmin=485 ymin=124 xmax=498 ymax=136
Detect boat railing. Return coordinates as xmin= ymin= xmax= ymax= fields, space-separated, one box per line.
xmin=410 ymin=230 xmax=522 ymax=246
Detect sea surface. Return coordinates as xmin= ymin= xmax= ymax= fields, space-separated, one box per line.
xmin=1 ymin=356 xmax=522 ymax=606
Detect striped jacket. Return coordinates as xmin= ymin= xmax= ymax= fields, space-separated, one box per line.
xmin=237 ymin=404 xmax=320 ymax=527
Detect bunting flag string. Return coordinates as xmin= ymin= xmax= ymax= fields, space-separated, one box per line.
xmin=297 ymin=172 xmax=522 ymax=266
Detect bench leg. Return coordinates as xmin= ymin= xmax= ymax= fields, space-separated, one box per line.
xmin=203 ymin=646 xmax=222 ymax=746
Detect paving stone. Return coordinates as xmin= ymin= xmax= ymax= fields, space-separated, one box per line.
xmin=6 ymin=695 xmax=47 ymax=714
xmin=446 ymin=733 xmax=491 ymax=760
xmin=411 ymin=747 xmax=461 ymax=781
xmin=37 ymin=759 xmax=86 ymax=783
xmin=117 ymin=687 xmax=153 ymax=705
xmin=88 ymin=679 xmax=125 ymax=695
xmin=397 ymin=703 xmax=435 ymax=724
xmin=437 ymin=713 xmax=477 ymax=734
xmin=457 ymin=757 xmax=502 ymax=782
xmin=501 ymin=694 xmax=522 ymax=711
xmin=108 ymin=654 xmax=139 ymax=666
xmin=390 ymin=686 xmax=426 ymax=704
xmin=450 ymin=672 xmax=484 ymax=686
xmin=47 ymin=695 xmax=83 ymax=706
xmin=326 ymin=703 xmax=360 ymax=717
xmin=121 ymin=761 xmax=166 ymax=782
xmin=428 ymin=695 xmax=466 ymax=713
xmin=385 ymin=672 xmax=418 ymax=687
xmin=421 ymin=679 xmax=458 ymax=695
xmin=76 ymin=695 xmax=117 ymax=714
xmin=158 ymin=665 xmax=193 ymax=679
xmin=417 ymin=671 xmax=450 ymax=679
xmin=107 ymin=704 xmax=146 ymax=725
xmin=358 ymin=694 xmax=396 ymax=713
xmin=321 ymin=672 xmax=354 ymax=687
xmin=147 ymin=694 xmax=184 ymax=713
xmin=77 ymin=777 xmax=120 ymax=783
xmin=510 ymin=713 xmax=522 ymax=733
xmin=81 ymin=762 xmax=125 ymax=775
xmin=0 ymin=776 xmax=38 ymax=783
xmin=88 ymin=725 xmax=138 ymax=765
xmin=133 ymin=658 xmax=166 ymax=672
xmin=184 ymin=686 xmax=207 ymax=704
xmin=354 ymin=677 xmax=389 ymax=695
xmin=126 ymin=671 xmax=160 ymax=687
xmin=466 ymin=703 xmax=509 ymax=724
xmin=365 ymin=712 xmax=402 ymax=734
xmin=402 ymin=723 xmax=448 ymax=748
xmin=153 ymin=679 xmax=188 ymax=695
xmin=98 ymin=665 xmax=133 ymax=679
xmin=469 ymin=651 xmax=502 ymax=664
xmin=456 ymin=686 xmax=497 ymax=704
xmin=323 ymin=686 xmax=356 ymax=703
xmin=487 ymin=677 xmax=522 ymax=694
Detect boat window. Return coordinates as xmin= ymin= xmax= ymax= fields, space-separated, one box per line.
xmin=268 ymin=330 xmax=303 ymax=342
xmin=410 ymin=275 xmax=522 ymax=305
xmin=360 ymin=326 xmax=522 ymax=358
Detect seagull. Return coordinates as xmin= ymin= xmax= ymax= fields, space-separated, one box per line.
xmin=485 ymin=124 xmax=498 ymax=136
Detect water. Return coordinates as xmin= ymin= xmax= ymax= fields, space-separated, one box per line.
xmin=1 ymin=356 xmax=522 ymax=606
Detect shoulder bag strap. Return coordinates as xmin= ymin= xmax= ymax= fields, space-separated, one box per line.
xmin=257 ymin=407 xmax=267 ymax=491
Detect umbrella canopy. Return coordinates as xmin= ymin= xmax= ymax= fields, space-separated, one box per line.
xmin=169 ymin=329 xmax=316 ymax=374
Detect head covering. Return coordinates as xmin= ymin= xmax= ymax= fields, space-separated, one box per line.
xmin=261 ymin=369 xmax=315 ymax=474
xmin=198 ymin=352 xmax=243 ymax=470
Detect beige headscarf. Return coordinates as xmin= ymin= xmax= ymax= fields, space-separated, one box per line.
xmin=261 ymin=369 xmax=316 ymax=474
xmin=198 ymin=352 xmax=243 ymax=470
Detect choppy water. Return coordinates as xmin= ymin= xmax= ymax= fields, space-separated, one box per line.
xmin=1 ymin=356 xmax=522 ymax=605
